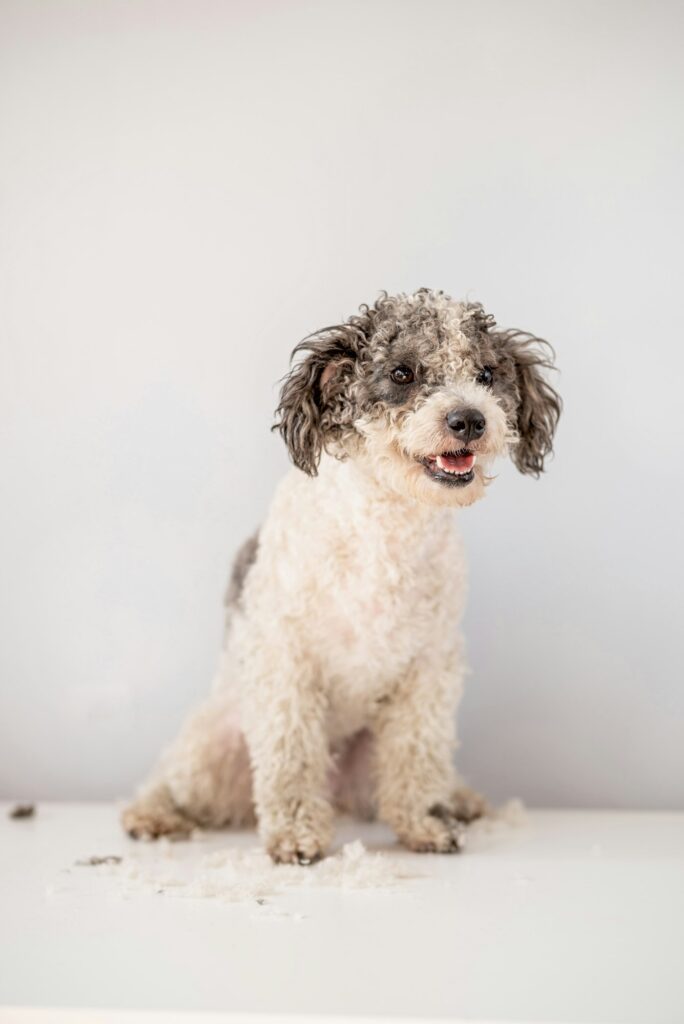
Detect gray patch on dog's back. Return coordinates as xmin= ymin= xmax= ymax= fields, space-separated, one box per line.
xmin=224 ymin=531 xmax=260 ymax=609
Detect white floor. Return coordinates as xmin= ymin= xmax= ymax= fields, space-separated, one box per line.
xmin=1 ymin=804 xmax=683 ymax=1024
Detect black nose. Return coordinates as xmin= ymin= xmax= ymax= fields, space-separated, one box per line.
xmin=446 ymin=408 xmax=486 ymax=444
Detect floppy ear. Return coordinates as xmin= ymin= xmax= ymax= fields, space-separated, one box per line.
xmin=274 ymin=323 xmax=366 ymax=476
xmin=497 ymin=330 xmax=562 ymax=476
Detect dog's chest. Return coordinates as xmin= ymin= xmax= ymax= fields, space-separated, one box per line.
xmin=313 ymin=509 xmax=464 ymax=713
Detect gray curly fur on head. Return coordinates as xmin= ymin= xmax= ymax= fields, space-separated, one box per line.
xmin=274 ymin=288 xmax=561 ymax=479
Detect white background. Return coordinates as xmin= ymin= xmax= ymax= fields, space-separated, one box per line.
xmin=1 ymin=0 xmax=682 ymax=808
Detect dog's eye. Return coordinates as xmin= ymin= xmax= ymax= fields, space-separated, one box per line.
xmin=476 ymin=366 xmax=494 ymax=387
xmin=390 ymin=365 xmax=414 ymax=385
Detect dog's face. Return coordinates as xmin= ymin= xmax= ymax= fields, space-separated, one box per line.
xmin=275 ymin=290 xmax=561 ymax=507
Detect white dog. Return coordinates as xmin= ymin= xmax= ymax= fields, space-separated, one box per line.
xmin=123 ymin=289 xmax=560 ymax=863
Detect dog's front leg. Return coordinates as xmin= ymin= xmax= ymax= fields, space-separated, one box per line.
xmin=244 ymin=655 xmax=333 ymax=865
xmin=374 ymin=657 xmax=468 ymax=853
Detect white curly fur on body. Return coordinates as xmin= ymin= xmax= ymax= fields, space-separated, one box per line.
xmin=123 ymin=289 xmax=560 ymax=862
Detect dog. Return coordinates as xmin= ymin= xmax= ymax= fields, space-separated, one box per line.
xmin=122 ymin=288 xmax=561 ymax=863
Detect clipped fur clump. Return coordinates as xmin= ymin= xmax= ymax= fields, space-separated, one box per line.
xmin=123 ymin=288 xmax=560 ymax=864
xmin=114 ymin=839 xmax=414 ymax=906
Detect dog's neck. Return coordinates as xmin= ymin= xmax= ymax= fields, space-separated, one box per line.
xmin=316 ymin=452 xmax=452 ymax=530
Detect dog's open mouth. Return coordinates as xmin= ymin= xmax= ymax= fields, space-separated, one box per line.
xmin=421 ymin=449 xmax=476 ymax=487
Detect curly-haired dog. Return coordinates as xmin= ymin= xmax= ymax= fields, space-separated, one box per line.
xmin=123 ymin=289 xmax=561 ymax=863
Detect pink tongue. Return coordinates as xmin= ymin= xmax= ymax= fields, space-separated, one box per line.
xmin=440 ymin=453 xmax=475 ymax=472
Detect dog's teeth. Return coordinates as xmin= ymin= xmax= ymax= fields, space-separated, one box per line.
xmin=435 ymin=454 xmax=476 ymax=476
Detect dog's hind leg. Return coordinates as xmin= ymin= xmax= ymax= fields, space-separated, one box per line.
xmin=122 ymin=690 xmax=254 ymax=840
xmin=121 ymin=779 xmax=195 ymax=840
xmin=124 ymin=535 xmax=260 ymax=841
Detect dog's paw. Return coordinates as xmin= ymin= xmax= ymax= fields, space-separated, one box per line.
xmin=121 ymin=800 xmax=193 ymax=841
xmin=397 ymin=810 xmax=467 ymax=854
xmin=266 ymin=832 xmax=325 ymax=865
xmin=263 ymin=801 xmax=332 ymax=865
xmin=448 ymin=786 xmax=488 ymax=823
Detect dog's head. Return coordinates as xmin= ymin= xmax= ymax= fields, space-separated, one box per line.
xmin=275 ymin=289 xmax=561 ymax=507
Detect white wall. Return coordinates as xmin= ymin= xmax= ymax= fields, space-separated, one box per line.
xmin=1 ymin=0 xmax=682 ymax=808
